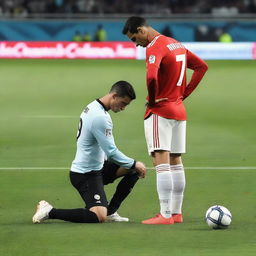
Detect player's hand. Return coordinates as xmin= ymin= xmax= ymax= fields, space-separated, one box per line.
xmin=135 ymin=161 xmax=147 ymax=179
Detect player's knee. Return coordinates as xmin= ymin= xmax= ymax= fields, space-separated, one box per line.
xmin=96 ymin=213 xmax=107 ymax=222
xmin=90 ymin=206 xmax=107 ymax=222
xmin=152 ymin=150 xmax=170 ymax=166
xmin=170 ymin=153 xmax=181 ymax=158
xmin=170 ymin=153 xmax=182 ymax=165
xmin=125 ymin=170 xmax=139 ymax=186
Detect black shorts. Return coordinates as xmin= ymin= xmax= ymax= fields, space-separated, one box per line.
xmin=102 ymin=160 xmax=120 ymax=185
xmin=70 ymin=171 xmax=108 ymax=209
xmin=69 ymin=161 xmax=120 ymax=209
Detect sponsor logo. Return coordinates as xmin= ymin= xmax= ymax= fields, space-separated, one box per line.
xmin=0 ymin=42 xmax=137 ymax=59
xmin=253 ymin=42 xmax=256 ymax=59
xmin=105 ymin=129 xmax=112 ymax=137
xmin=83 ymin=107 xmax=89 ymax=113
xmin=94 ymin=194 xmax=101 ymax=200
xmin=149 ymin=55 xmax=156 ymax=64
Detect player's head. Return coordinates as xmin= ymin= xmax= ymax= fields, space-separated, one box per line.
xmin=122 ymin=16 xmax=147 ymax=35
xmin=122 ymin=16 xmax=151 ymax=48
xmin=109 ymin=80 xmax=136 ymax=113
xmin=110 ymin=80 xmax=136 ymax=100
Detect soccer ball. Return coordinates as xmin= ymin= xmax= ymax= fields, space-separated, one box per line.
xmin=205 ymin=205 xmax=232 ymax=229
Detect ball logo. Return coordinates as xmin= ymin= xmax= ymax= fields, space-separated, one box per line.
xmin=149 ymin=55 xmax=156 ymax=64
xmin=205 ymin=205 xmax=232 ymax=229
xmin=94 ymin=194 xmax=101 ymax=200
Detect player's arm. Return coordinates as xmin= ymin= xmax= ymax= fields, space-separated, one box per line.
xmin=92 ymin=116 xmax=135 ymax=169
xmin=92 ymin=117 xmax=146 ymax=178
xmin=147 ymin=65 xmax=158 ymax=106
xmin=184 ymin=50 xmax=208 ymax=100
xmin=147 ymin=69 xmax=168 ymax=105
xmin=146 ymin=49 xmax=164 ymax=107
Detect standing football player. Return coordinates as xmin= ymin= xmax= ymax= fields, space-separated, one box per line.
xmin=32 ymin=80 xmax=146 ymax=224
xmin=123 ymin=17 xmax=208 ymax=224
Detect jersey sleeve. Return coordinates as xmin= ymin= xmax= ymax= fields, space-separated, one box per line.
xmin=91 ymin=115 xmax=135 ymax=169
xmin=184 ymin=50 xmax=208 ymax=100
xmin=146 ymin=46 xmax=164 ymax=105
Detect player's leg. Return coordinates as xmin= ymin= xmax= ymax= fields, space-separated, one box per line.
xmin=33 ymin=171 xmax=108 ymax=223
xmin=33 ymin=201 xmax=101 ymax=223
xmin=142 ymin=114 xmax=174 ymax=224
xmin=102 ymin=161 xmax=139 ymax=221
xmin=169 ymin=120 xmax=186 ymax=223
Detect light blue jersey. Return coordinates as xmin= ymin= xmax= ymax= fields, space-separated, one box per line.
xmin=71 ymin=100 xmax=135 ymax=174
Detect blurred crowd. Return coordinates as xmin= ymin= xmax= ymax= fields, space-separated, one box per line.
xmin=0 ymin=0 xmax=256 ymax=17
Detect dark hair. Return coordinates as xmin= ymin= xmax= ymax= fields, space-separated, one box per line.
xmin=122 ymin=16 xmax=147 ymax=34
xmin=110 ymin=80 xmax=136 ymax=100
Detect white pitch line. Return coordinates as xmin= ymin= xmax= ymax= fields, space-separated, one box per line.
xmin=21 ymin=115 xmax=77 ymax=119
xmin=0 ymin=167 xmax=256 ymax=170
xmin=0 ymin=167 xmax=68 ymax=170
xmin=184 ymin=166 xmax=256 ymax=170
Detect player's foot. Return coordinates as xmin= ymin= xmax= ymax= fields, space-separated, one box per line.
xmin=106 ymin=212 xmax=129 ymax=222
xmin=32 ymin=200 xmax=53 ymax=224
xmin=172 ymin=213 xmax=183 ymax=223
xmin=142 ymin=213 xmax=174 ymax=225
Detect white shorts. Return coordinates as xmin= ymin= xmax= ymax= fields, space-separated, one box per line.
xmin=144 ymin=114 xmax=186 ymax=155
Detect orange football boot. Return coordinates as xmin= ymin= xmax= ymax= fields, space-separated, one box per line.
xmin=172 ymin=214 xmax=183 ymax=223
xmin=142 ymin=213 xmax=174 ymax=225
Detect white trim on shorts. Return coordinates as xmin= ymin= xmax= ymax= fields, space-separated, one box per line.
xmin=144 ymin=114 xmax=186 ymax=155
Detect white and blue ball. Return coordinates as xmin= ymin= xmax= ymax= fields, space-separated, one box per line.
xmin=205 ymin=205 xmax=232 ymax=229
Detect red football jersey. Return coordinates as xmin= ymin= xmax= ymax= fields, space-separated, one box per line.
xmin=145 ymin=35 xmax=208 ymax=120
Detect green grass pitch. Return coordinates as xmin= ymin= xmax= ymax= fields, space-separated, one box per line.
xmin=0 ymin=59 xmax=256 ymax=256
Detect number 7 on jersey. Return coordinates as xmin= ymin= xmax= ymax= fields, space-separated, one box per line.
xmin=176 ymin=54 xmax=186 ymax=86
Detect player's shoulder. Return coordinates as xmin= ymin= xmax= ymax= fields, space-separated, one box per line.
xmin=160 ymin=35 xmax=178 ymax=44
xmin=85 ymin=100 xmax=106 ymax=113
xmin=161 ymin=36 xmax=187 ymax=56
xmin=147 ymin=35 xmax=175 ymax=47
xmin=147 ymin=35 xmax=186 ymax=54
xmin=92 ymin=113 xmax=112 ymax=130
xmin=81 ymin=100 xmax=109 ymax=120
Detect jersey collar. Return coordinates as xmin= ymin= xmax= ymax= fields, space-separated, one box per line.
xmin=147 ymin=35 xmax=162 ymax=48
xmin=96 ymin=99 xmax=108 ymax=111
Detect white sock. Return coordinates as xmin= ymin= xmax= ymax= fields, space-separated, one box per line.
xmin=170 ymin=164 xmax=186 ymax=214
xmin=156 ymin=164 xmax=172 ymax=218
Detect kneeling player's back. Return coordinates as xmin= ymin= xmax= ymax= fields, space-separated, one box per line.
xmin=71 ymin=100 xmax=111 ymax=173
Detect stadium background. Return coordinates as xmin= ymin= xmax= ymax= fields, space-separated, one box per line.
xmin=1 ymin=1 xmax=256 ymax=256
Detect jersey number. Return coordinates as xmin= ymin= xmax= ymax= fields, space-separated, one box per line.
xmin=76 ymin=118 xmax=83 ymax=140
xmin=175 ymin=54 xmax=186 ymax=86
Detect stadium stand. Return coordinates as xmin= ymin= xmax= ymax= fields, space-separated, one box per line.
xmin=0 ymin=0 xmax=256 ymax=17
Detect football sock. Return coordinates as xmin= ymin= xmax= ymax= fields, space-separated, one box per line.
xmin=107 ymin=170 xmax=139 ymax=215
xmin=170 ymin=164 xmax=186 ymax=214
xmin=49 ymin=208 xmax=99 ymax=223
xmin=156 ymin=164 xmax=172 ymax=218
